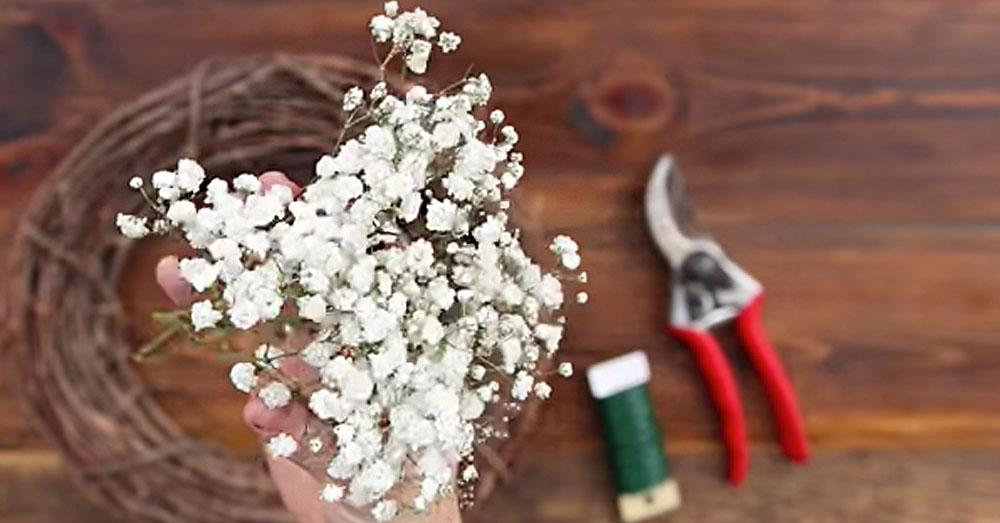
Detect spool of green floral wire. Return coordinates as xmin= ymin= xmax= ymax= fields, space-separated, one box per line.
xmin=588 ymin=351 xmax=681 ymax=522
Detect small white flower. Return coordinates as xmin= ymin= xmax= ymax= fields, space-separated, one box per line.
xmin=370 ymin=14 xmax=394 ymax=42
xmin=343 ymin=86 xmax=364 ymax=112
xmin=383 ymin=1 xmax=399 ymax=16
xmin=309 ymin=389 xmax=347 ymax=421
xmin=333 ymin=423 xmax=356 ymax=446
xmin=406 ymin=39 xmax=433 ymax=74
xmin=370 ymin=82 xmax=388 ymax=100
xmin=176 ymin=158 xmax=206 ymax=193
xmin=576 ymin=291 xmax=589 ymax=304
xmin=233 ymin=173 xmax=261 ymax=193
xmin=116 ymin=213 xmax=149 ymax=239
xmin=561 ymin=252 xmax=582 ymax=270
xmin=511 ymin=372 xmax=534 ymax=400
xmin=396 ymin=7 xmax=439 ymax=41
xmin=550 ymin=235 xmax=578 ymax=255
xmin=426 ymin=199 xmax=459 ymax=232
xmin=497 ymin=337 xmax=521 ymax=373
xmin=166 ymin=200 xmax=197 ymax=225
xmin=242 ymin=232 xmax=270 ymax=258
xmin=578 ymin=271 xmax=588 ymax=283
xmin=537 ymin=274 xmax=564 ymax=308
xmin=229 ymin=362 xmax=257 ymax=393
xmin=407 ymin=85 xmax=432 ymax=104
xmin=534 ymin=323 xmax=563 ymax=353
xmin=190 ymin=300 xmax=222 ymax=330
xmin=315 ymin=155 xmax=337 ymax=178
xmin=476 ymin=384 xmax=492 ymax=402
xmin=363 ymin=125 xmax=396 ymax=159
xmin=463 ymin=73 xmax=492 ymax=105
xmin=205 ymin=178 xmax=229 ymax=201
xmin=301 ymin=341 xmax=334 ymax=368
xmin=500 ymin=125 xmax=519 ymax=144
xmin=320 ymin=483 xmax=344 ymax=503
xmin=259 ymin=381 xmax=292 ymax=409
xmin=160 ymin=186 xmax=181 ymax=201
xmin=348 ymin=256 xmax=376 ymax=291
xmin=421 ymin=315 xmax=445 ymax=345
xmin=208 ymin=238 xmax=241 ymax=262
xmin=267 ymin=433 xmax=298 ymax=458
xmin=178 ymin=258 xmax=220 ymax=292
xmin=438 ymin=31 xmax=461 ymax=53
xmin=558 ymin=362 xmax=574 ymax=378
xmin=501 ymin=163 xmax=524 ymax=190
xmin=152 ymin=170 xmax=176 ymax=190
xmin=469 ymin=365 xmax=486 ymax=381
xmin=489 ymin=109 xmax=505 ymax=124
xmin=426 ymin=276 xmax=456 ymax=311
xmin=128 ymin=176 xmax=143 ymax=189
xmin=308 ymin=437 xmax=324 ymax=453
xmin=474 ymin=216 xmax=504 ymax=245
xmin=461 ymin=465 xmax=479 ymax=482
xmin=371 ymin=500 xmax=398 ymax=522
xmin=534 ymin=381 xmax=552 ymax=399
xmin=330 ymin=175 xmax=364 ymax=201
xmin=297 ymin=294 xmax=328 ymax=323
xmin=460 ymin=394 xmax=485 ymax=420
xmin=432 ymin=121 xmax=462 ymax=150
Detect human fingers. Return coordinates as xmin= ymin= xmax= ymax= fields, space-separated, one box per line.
xmin=259 ymin=170 xmax=302 ymax=196
xmin=155 ymin=255 xmax=195 ymax=305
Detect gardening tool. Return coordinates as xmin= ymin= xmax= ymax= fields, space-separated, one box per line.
xmin=643 ymin=154 xmax=809 ymax=485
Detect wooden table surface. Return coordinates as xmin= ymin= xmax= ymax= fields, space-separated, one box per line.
xmin=3 ymin=1 xmax=1000 ymax=522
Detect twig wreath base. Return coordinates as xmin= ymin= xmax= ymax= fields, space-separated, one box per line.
xmin=4 ymin=54 xmax=539 ymax=523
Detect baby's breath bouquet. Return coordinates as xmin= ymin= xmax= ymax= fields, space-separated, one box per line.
xmin=117 ymin=3 xmax=585 ymax=520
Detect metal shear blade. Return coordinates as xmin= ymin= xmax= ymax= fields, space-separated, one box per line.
xmin=644 ymin=154 xmax=760 ymax=330
xmin=643 ymin=154 xmax=703 ymax=268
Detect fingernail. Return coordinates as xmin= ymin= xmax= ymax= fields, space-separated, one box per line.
xmin=243 ymin=397 xmax=308 ymax=440
xmin=155 ymin=256 xmax=194 ymax=305
xmin=259 ymin=171 xmax=302 ymax=196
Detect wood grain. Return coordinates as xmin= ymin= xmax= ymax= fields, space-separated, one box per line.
xmin=3 ymin=0 xmax=1000 ymax=521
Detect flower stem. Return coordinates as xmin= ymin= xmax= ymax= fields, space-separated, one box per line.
xmin=133 ymin=321 xmax=186 ymax=361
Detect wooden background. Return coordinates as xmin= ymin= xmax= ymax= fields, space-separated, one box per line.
xmin=3 ymin=0 xmax=1000 ymax=521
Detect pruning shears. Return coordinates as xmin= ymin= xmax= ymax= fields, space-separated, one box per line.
xmin=643 ymin=154 xmax=809 ymax=485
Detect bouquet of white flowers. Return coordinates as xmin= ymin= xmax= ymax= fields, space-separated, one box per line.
xmin=117 ymin=2 xmax=585 ymax=520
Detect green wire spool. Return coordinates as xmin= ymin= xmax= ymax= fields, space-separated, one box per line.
xmin=588 ymin=351 xmax=681 ymax=522
xmin=598 ymin=385 xmax=668 ymax=492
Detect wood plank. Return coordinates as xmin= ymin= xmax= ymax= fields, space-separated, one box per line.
xmin=4 ymin=449 xmax=1000 ymax=523
xmin=2 ymin=0 xmax=1000 ymax=521
xmin=476 ymin=448 xmax=1000 ymax=523
xmin=3 ymin=226 xmax=999 ymax=452
xmin=0 ymin=451 xmax=124 ymax=523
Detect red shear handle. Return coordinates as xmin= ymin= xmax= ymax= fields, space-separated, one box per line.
xmin=668 ymin=325 xmax=748 ymax=485
xmin=735 ymin=291 xmax=810 ymax=462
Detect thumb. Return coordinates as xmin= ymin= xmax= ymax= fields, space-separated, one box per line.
xmin=243 ymin=396 xmax=309 ymax=441
xmin=244 ymin=338 xmax=318 ymax=442
xmin=155 ymin=255 xmax=195 ymax=306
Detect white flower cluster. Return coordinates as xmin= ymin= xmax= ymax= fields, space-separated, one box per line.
xmin=117 ymin=4 xmax=585 ymax=520
xmin=369 ymin=1 xmax=461 ymax=74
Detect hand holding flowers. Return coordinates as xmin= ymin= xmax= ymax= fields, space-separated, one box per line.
xmin=119 ymin=3 xmax=585 ymax=520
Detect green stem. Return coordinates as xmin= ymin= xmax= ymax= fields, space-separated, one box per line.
xmin=133 ymin=321 xmax=186 ymax=361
